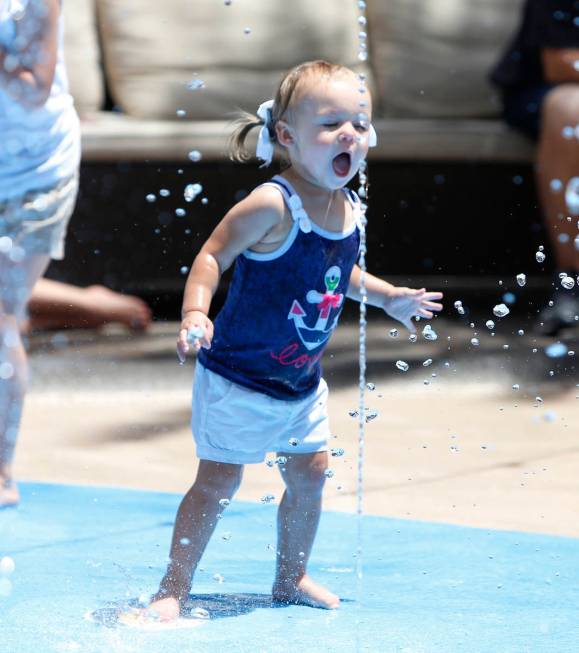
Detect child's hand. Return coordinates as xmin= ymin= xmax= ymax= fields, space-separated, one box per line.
xmin=177 ymin=311 xmax=214 ymax=363
xmin=382 ymin=287 xmax=443 ymax=332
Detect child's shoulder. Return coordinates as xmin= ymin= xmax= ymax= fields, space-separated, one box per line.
xmin=237 ymin=182 xmax=287 ymax=223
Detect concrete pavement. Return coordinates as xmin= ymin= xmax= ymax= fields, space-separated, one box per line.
xmin=16 ymin=314 xmax=579 ymax=537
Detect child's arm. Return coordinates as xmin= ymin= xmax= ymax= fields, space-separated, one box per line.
xmin=0 ymin=0 xmax=59 ymax=108
xmin=347 ymin=265 xmax=443 ymax=332
xmin=177 ymin=186 xmax=285 ymax=361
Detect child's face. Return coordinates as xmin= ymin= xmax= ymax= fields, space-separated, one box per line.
xmin=281 ymin=73 xmax=373 ymax=190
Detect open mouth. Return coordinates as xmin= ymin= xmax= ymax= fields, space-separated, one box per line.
xmin=332 ymin=152 xmax=351 ymax=177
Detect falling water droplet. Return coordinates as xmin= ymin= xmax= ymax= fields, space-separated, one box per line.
xmin=561 ymin=276 xmax=575 ymax=290
xmin=565 ymin=177 xmax=579 ymax=214
xmin=187 ymin=79 xmax=206 ymax=91
xmin=545 ymin=342 xmax=568 ymax=358
xmin=0 ymin=363 xmax=14 ymax=380
xmin=516 ymin=273 xmax=526 ymax=287
xmin=396 ymin=360 xmax=409 ymax=372
xmin=184 ymin=183 xmax=203 ymax=202
xmin=422 ymin=324 xmax=438 ymax=341
xmin=493 ymin=304 xmax=510 ymax=318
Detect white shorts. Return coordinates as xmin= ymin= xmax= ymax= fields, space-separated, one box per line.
xmin=0 ymin=174 xmax=78 ymax=261
xmin=191 ymin=362 xmax=330 ymax=464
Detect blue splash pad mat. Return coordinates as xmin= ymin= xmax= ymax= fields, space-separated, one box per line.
xmin=1 ymin=482 xmax=578 ymax=653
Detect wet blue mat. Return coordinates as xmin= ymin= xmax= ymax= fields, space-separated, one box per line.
xmin=1 ymin=482 xmax=578 ymax=653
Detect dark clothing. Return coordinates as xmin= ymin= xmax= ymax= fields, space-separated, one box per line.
xmin=198 ymin=176 xmax=361 ymax=401
xmin=491 ymin=0 xmax=578 ymax=139
xmin=492 ymin=0 xmax=578 ymax=89
xmin=501 ymin=83 xmax=555 ymax=139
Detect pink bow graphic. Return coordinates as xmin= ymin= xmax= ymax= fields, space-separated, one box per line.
xmin=317 ymin=293 xmax=342 ymax=319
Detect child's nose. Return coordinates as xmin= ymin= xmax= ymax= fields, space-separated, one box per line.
xmin=338 ymin=129 xmax=355 ymax=144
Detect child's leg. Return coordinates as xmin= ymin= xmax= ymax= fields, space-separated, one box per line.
xmin=272 ymin=451 xmax=339 ymax=609
xmin=149 ymin=460 xmax=243 ymax=619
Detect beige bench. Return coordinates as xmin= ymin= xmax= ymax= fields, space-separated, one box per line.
xmin=65 ymin=0 xmax=534 ymax=165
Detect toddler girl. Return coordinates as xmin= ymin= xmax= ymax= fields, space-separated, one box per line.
xmin=147 ymin=59 xmax=443 ymax=620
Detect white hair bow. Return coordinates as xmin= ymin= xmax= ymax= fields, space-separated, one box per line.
xmin=256 ymin=99 xmax=275 ymax=166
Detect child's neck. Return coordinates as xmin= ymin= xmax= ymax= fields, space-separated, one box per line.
xmin=282 ymin=168 xmax=336 ymax=206
xmin=282 ymin=168 xmax=342 ymax=229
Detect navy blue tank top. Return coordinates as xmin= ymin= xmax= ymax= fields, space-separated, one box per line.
xmin=198 ymin=176 xmax=362 ymax=400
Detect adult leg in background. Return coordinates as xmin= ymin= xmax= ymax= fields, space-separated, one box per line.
xmin=535 ymin=84 xmax=579 ymax=333
xmin=0 ymin=252 xmax=51 ymax=507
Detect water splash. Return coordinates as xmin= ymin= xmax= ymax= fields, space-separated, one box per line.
xmin=354 ymin=8 xmax=371 ymax=652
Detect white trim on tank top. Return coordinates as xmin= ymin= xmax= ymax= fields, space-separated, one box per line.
xmin=243 ymin=176 xmax=360 ymax=261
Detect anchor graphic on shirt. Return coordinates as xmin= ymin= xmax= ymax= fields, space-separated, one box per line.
xmin=288 ymin=266 xmax=344 ymax=351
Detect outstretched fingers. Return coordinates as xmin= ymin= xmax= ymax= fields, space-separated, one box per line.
xmin=415 ymin=290 xmax=443 ymax=322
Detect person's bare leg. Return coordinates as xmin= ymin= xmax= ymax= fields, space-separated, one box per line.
xmin=0 ymin=253 xmax=51 ymax=507
xmin=27 ymin=278 xmax=152 ymax=331
xmin=272 ymin=451 xmax=339 ymax=609
xmin=147 ymin=460 xmax=244 ymax=621
xmin=535 ymin=85 xmax=579 ymax=273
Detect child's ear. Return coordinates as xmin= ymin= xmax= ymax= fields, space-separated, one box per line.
xmin=275 ymin=121 xmax=294 ymax=147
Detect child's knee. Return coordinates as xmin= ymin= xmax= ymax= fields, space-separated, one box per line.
xmin=287 ymin=456 xmax=328 ymax=495
xmin=542 ymin=85 xmax=579 ymax=134
xmin=194 ymin=461 xmax=243 ymax=499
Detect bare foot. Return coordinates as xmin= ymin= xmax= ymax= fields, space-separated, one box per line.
xmin=82 ymin=286 xmax=152 ymax=331
xmin=145 ymin=596 xmax=181 ymax=622
xmin=272 ymin=575 xmax=340 ymax=609
xmin=0 ymin=476 xmax=19 ymax=509
xmin=29 ymin=283 xmax=153 ymax=332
